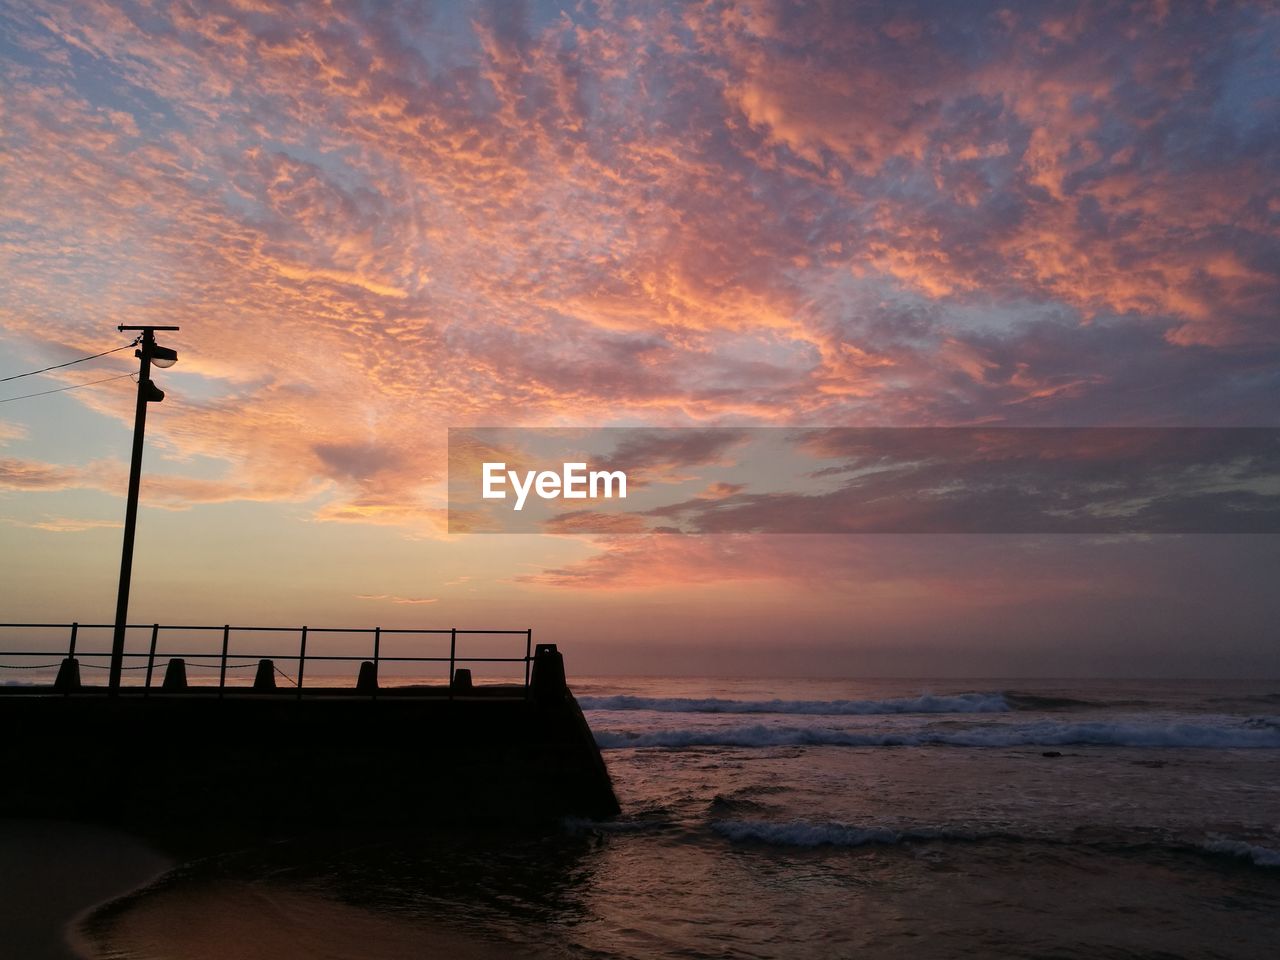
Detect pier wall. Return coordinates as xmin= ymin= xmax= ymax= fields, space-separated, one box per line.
xmin=1 ymin=664 xmax=619 ymax=833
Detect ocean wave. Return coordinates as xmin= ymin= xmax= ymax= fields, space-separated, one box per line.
xmin=579 ymin=692 xmax=1010 ymax=716
xmin=712 ymin=819 xmax=907 ymax=847
xmin=1243 ymin=716 xmax=1280 ymax=729
xmin=1002 ymin=693 xmax=1103 ymax=710
xmin=1202 ymin=839 xmax=1280 ymax=868
xmin=714 ymin=820 xmax=1280 ymax=868
xmin=594 ymin=719 xmax=1280 ymax=750
xmin=562 ymin=816 xmax=675 ymax=835
xmin=708 ymin=793 xmax=771 ymax=815
xmin=1209 ymin=692 xmax=1280 ymax=705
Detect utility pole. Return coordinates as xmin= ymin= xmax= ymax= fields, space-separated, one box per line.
xmin=109 ymin=325 xmax=179 ymax=696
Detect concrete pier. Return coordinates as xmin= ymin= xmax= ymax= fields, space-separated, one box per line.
xmin=0 ymin=645 xmax=619 ymax=832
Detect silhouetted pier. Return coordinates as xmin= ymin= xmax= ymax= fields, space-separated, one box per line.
xmin=0 ymin=623 xmax=619 ymax=834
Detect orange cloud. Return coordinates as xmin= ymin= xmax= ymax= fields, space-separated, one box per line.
xmin=0 ymin=0 xmax=1274 ymax=552
xmin=355 ymin=594 xmax=439 ymax=605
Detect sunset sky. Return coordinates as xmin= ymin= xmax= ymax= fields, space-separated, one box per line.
xmin=1 ymin=0 xmax=1277 ymax=676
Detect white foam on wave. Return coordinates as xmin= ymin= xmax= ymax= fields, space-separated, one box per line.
xmin=713 ymin=821 xmax=1280 ymax=867
xmin=1202 ymin=839 xmax=1280 ymax=868
xmin=594 ymin=719 xmax=1280 ymax=750
xmin=579 ymin=692 xmax=1010 ymax=716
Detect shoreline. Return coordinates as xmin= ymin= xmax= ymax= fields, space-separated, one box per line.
xmin=78 ymin=877 xmax=533 ymax=960
xmin=0 ymin=819 xmax=173 ymax=960
xmin=1 ymin=819 xmax=534 ymax=960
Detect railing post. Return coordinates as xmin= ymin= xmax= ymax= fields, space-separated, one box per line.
xmin=449 ymin=627 xmax=457 ymax=700
xmin=296 ymin=625 xmax=308 ymax=699
xmin=372 ymin=626 xmax=381 ymax=700
xmin=61 ymin=621 xmax=80 ymax=697
xmin=525 ymin=628 xmax=532 ymax=693
xmin=218 ymin=624 xmax=230 ymax=697
xmin=144 ymin=623 xmax=159 ymax=697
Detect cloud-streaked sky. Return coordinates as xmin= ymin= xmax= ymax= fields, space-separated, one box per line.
xmin=1 ymin=1 xmax=1277 ymax=676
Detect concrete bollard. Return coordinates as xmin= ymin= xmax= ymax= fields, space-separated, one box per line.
xmin=530 ymin=643 xmax=566 ymax=701
xmin=54 ymin=657 xmax=80 ymax=694
xmin=253 ymin=659 xmax=276 ymax=691
xmin=451 ymin=667 xmax=473 ymax=693
xmin=356 ymin=660 xmax=378 ymax=694
xmin=161 ymin=658 xmax=187 ymax=691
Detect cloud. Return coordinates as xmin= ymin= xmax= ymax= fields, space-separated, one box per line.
xmin=541 ymin=511 xmax=651 ymax=535
xmin=514 ymin=531 xmax=1114 ymax=599
xmin=354 ymin=593 xmax=439 ymax=605
xmin=0 ymin=0 xmax=1274 ymax=548
xmin=0 ymin=458 xmax=83 ymax=490
xmin=2 ymin=516 xmax=121 ymax=533
xmin=596 ymin=428 xmax=752 ymax=488
xmin=0 ymin=423 xmax=29 ymax=445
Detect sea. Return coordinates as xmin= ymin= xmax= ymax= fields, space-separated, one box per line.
xmin=46 ymin=677 xmax=1280 ymax=959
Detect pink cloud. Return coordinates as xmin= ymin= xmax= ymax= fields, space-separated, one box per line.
xmin=0 ymin=0 xmax=1273 ymax=549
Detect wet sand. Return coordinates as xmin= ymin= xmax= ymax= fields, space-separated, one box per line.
xmin=0 ymin=819 xmax=531 ymax=960
xmin=0 ymin=819 xmax=172 ymax=960
xmin=78 ymin=878 xmax=531 ymax=959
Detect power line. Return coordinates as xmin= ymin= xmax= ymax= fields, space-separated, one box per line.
xmin=0 ymin=341 xmax=139 ymax=384
xmin=0 ymin=372 xmax=136 ymax=404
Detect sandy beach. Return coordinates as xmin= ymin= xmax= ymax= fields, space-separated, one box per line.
xmin=78 ymin=878 xmax=530 ymax=960
xmin=0 ymin=819 xmax=172 ymax=960
xmin=0 ymin=819 xmax=532 ymax=960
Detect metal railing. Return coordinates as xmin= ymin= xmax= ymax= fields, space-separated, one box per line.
xmin=0 ymin=622 xmax=534 ymax=698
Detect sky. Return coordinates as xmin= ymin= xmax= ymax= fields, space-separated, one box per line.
xmin=0 ymin=0 xmax=1277 ymax=677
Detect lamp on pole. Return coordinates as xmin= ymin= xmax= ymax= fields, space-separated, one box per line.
xmin=109 ymin=324 xmax=180 ymax=696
